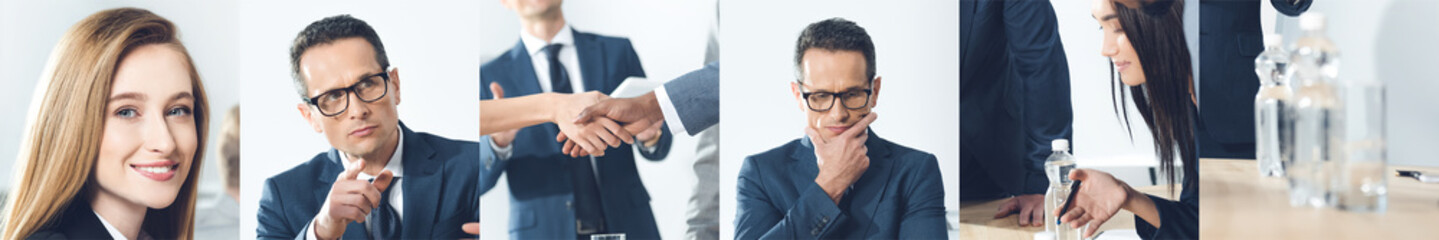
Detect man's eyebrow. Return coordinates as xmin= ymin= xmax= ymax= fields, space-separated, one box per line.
xmin=1098 ymin=14 xmax=1117 ymax=21
xmin=842 ymin=85 xmax=869 ymax=92
xmin=357 ymin=71 xmax=384 ymax=81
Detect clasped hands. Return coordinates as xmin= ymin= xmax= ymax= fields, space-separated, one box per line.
xmin=488 ymin=83 xmax=664 ymax=157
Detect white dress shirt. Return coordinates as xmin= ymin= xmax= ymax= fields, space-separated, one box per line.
xmin=309 ymin=126 xmax=405 ymax=240
xmin=653 ymin=86 xmax=688 ymax=134
xmin=95 ymin=211 xmax=152 ymax=240
xmin=523 ymin=23 xmax=584 ymax=94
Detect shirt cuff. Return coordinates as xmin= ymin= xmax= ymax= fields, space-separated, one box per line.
xmin=653 ymin=86 xmax=688 ymax=135
xmin=488 ymin=136 xmax=514 ymax=160
xmin=637 ymin=136 xmax=661 ymax=153
xmin=307 ymin=219 xmax=320 ymax=240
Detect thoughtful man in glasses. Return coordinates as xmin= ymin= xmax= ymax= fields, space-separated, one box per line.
xmin=733 ymin=18 xmax=947 ymax=239
xmin=256 ymin=15 xmax=481 ymax=240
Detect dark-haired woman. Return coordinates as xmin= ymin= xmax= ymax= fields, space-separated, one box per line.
xmin=1055 ymin=0 xmax=1198 ymax=239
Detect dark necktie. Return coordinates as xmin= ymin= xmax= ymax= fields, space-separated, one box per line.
xmin=571 ymin=157 xmax=607 ymax=235
xmin=546 ymin=43 xmax=605 ymax=236
xmin=368 ymin=177 xmax=401 ymax=240
xmin=544 ymin=44 xmax=573 ymax=93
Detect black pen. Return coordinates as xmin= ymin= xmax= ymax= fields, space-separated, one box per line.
xmin=1057 ymin=180 xmax=1082 ymax=225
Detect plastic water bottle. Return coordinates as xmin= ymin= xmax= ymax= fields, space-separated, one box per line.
xmin=1255 ymin=34 xmax=1292 ymax=178
xmin=1044 ymin=139 xmax=1080 ymax=240
xmin=1287 ymin=13 xmax=1343 ymax=208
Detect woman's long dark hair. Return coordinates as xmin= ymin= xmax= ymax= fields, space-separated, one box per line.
xmin=1110 ymin=0 xmax=1196 ymax=194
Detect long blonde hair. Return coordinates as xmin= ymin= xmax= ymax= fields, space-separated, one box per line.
xmin=2 ymin=7 xmax=208 ymax=239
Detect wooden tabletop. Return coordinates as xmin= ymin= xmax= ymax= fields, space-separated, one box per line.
xmin=1200 ymin=158 xmax=1439 ymax=239
xmin=959 ymin=183 xmax=1176 ymax=239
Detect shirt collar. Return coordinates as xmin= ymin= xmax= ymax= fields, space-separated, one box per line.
xmin=339 ymin=124 xmax=405 ymax=179
xmin=520 ymin=23 xmax=575 ymax=56
xmin=93 ymin=211 xmax=150 ymax=240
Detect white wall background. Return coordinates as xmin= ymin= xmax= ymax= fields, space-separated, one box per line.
xmin=1265 ymin=0 xmax=1439 ymax=167
xmin=236 ymin=1 xmax=481 ymax=239
xmin=717 ymin=0 xmax=960 ymax=239
xmin=0 ymin=0 xmax=240 ymax=222
xmin=475 ymin=0 xmax=718 ymax=239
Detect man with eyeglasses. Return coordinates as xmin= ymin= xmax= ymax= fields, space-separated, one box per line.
xmin=733 ymin=18 xmax=947 ymax=239
xmin=257 ymin=15 xmax=481 ymax=240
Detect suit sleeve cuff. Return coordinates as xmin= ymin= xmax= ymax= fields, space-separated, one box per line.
xmin=653 ymin=86 xmax=689 ymax=135
xmin=794 ymin=183 xmax=845 ymax=238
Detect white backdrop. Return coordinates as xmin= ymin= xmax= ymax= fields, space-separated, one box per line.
xmin=0 ymin=0 xmax=240 ymax=221
xmin=475 ymin=0 xmax=718 ymax=239
xmin=236 ymin=1 xmax=480 ymax=239
xmin=717 ymin=0 xmax=960 ymax=239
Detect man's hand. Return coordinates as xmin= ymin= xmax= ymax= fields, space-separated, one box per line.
xmin=559 ymin=118 xmax=663 ymax=157
xmin=994 ymin=194 xmax=1046 ymax=227
xmin=557 ymin=91 xmax=666 ymax=157
xmin=573 ymin=92 xmax=664 ymax=127
xmin=488 ymin=83 xmax=519 ymax=148
xmin=313 ymin=161 xmax=394 ymax=240
xmin=810 ymin=113 xmax=878 ymax=204
xmin=551 ymin=91 xmax=612 ymax=156
xmin=554 ymin=116 xmax=633 ymax=157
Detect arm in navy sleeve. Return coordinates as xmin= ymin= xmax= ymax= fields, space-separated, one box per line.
xmin=1004 ymin=0 xmax=1073 ymax=195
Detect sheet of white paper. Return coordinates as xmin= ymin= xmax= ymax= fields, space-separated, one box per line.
xmin=611 ymin=76 xmax=662 ymax=98
xmin=1093 ymin=229 xmax=1142 ymax=240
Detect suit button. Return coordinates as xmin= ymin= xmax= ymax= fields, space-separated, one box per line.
xmin=811 ymin=228 xmax=819 ymax=236
xmin=566 ymin=201 xmax=573 ymax=209
xmin=821 ymin=216 xmax=829 ymax=224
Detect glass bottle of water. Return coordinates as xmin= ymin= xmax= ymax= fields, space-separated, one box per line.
xmin=1335 ymin=67 xmax=1387 ymax=212
xmin=1044 ymin=139 xmax=1080 ymax=240
xmin=1255 ymin=34 xmax=1292 ymax=177
xmin=1287 ymin=13 xmax=1343 ymax=208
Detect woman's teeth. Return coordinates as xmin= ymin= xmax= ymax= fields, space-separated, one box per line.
xmin=137 ymin=166 xmax=171 ymax=173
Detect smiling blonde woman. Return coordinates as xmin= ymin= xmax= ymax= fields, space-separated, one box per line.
xmin=2 ymin=7 xmax=209 ymax=240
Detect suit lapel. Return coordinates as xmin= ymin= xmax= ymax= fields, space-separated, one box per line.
xmin=315 ymin=149 xmax=343 ymax=215
xmin=791 ymin=137 xmax=822 ymax=192
xmin=509 ymin=40 xmax=544 ymax=96
xmin=849 ymin=130 xmax=894 ymax=236
xmin=571 ymin=29 xmax=607 ymax=92
xmin=397 ymin=122 xmax=442 ymax=239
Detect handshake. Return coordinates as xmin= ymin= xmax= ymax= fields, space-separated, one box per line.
xmin=488 ymin=82 xmax=666 ymax=157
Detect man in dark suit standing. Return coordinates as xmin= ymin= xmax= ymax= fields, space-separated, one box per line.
xmin=960 ymin=0 xmax=1073 ymax=227
xmin=477 ymin=0 xmax=673 ymax=239
xmin=1195 ymin=0 xmax=1309 ymax=159
xmin=256 ymin=15 xmax=481 ymax=240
